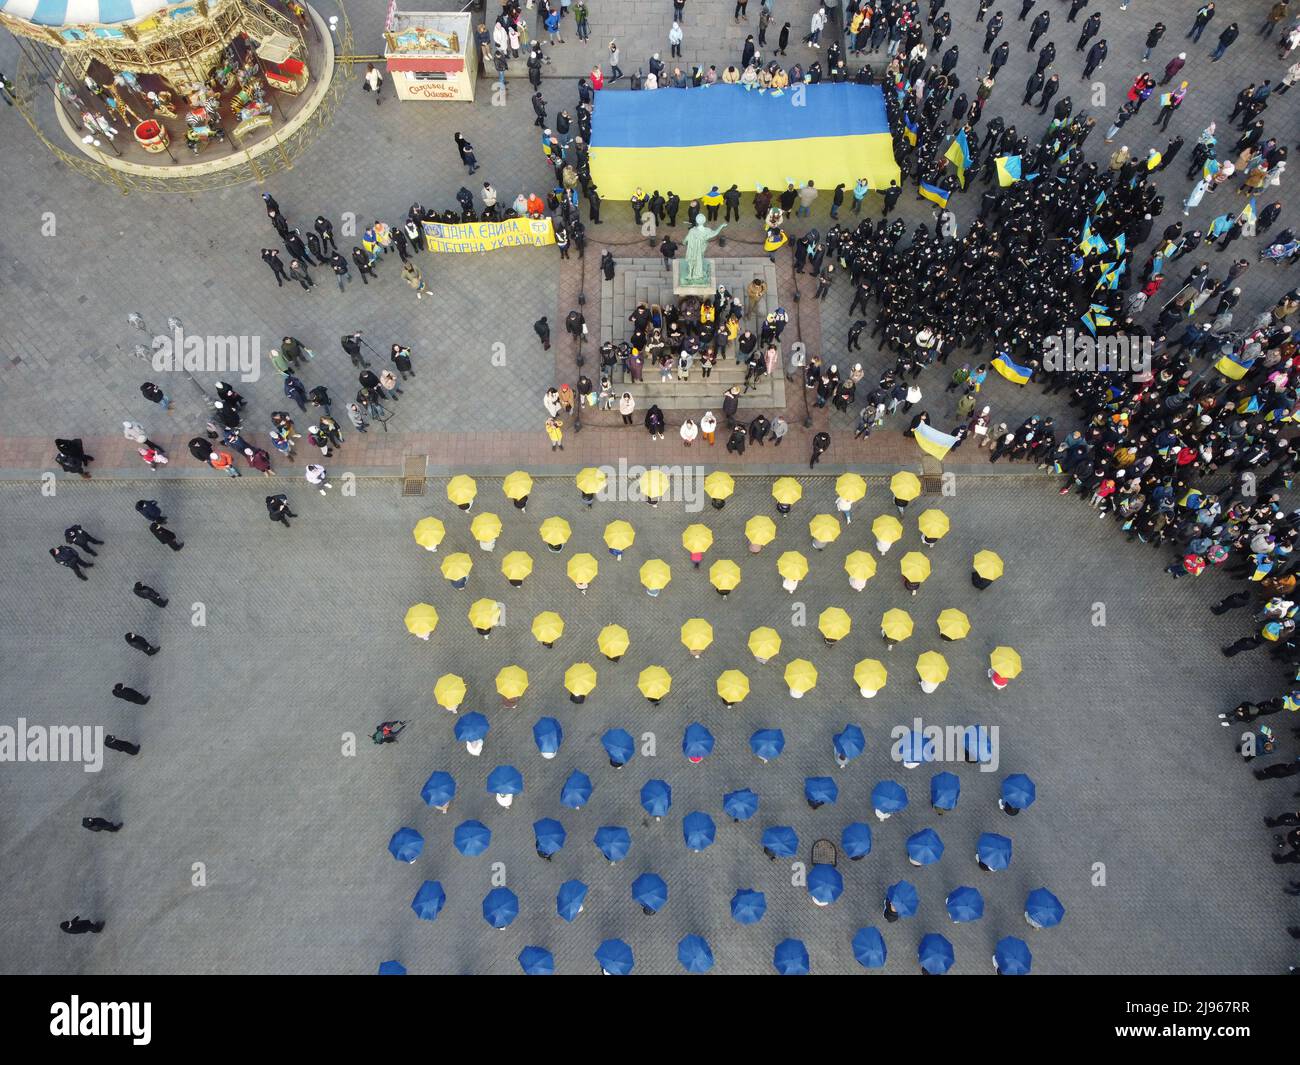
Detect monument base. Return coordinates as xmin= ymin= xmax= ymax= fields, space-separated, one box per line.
xmin=673 ymin=260 xmax=717 ymax=298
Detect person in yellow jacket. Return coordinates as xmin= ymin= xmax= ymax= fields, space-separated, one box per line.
xmin=546 ymin=417 xmax=564 ymax=451
xmin=701 ymin=185 xmax=725 ymax=222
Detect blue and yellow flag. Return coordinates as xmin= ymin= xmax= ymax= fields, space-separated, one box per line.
xmin=1215 ymin=350 xmax=1255 ymax=380
xmin=944 ymin=129 xmax=971 ymax=189
xmin=991 ymin=353 xmax=1033 ymax=385
xmin=995 ymin=155 xmax=1021 ymax=186
xmin=919 ymin=181 xmax=949 ymax=208
xmin=903 ymin=113 xmax=919 ymax=146
xmin=1240 ymin=198 xmax=1257 ymax=226
xmin=914 ymin=422 xmax=960 ymax=461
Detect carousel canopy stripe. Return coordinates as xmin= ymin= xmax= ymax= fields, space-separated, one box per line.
xmin=3 ymin=0 xmax=174 ymax=27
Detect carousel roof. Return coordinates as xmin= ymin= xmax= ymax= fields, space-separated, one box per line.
xmin=0 ymin=0 xmax=176 ymax=28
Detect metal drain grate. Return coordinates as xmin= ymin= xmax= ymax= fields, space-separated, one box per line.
xmin=921 ymin=475 xmax=944 ymax=494
xmin=401 ymin=455 xmax=428 ymax=496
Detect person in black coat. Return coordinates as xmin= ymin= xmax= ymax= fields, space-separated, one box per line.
xmin=50 ymin=546 xmax=92 ymax=580
xmin=64 ymin=524 xmax=103 ymax=555
xmin=112 ymin=683 xmax=150 ymax=705
xmin=133 ymin=582 xmax=168 ymax=607
xmin=125 ymin=632 xmax=159 ymax=656
xmin=149 ymin=522 xmax=183 ymax=551
xmin=60 ymin=917 xmax=104 ymax=934
xmin=104 ymin=735 xmax=140 ymax=755
xmin=809 ymin=431 xmax=831 ymax=468
xmin=135 ymin=499 xmax=166 ymax=523
xmin=722 ymin=387 xmax=740 ymax=428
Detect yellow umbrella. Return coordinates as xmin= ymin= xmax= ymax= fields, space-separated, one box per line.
xmin=772 ymin=476 xmax=803 ymax=506
xmin=748 ymin=626 xmax=782 ymax=660
xmin=872 ymin=514 xmax=904 ymax=544
xmin=597 ymin=624 xmax=630 ymax=659
xmin=531 ymin=611 xmax=565 ymax=645
xmin=404 ymin=603 xmax=439 ymax=638
xmin=433 ymin=673 xmax=466 ymax=710
xmin=412 ymin=517 xmax=445 ymax=550
xmin=916 ymin=650 xmax=950 ymax=685
xmin=745 ymin=515 xmax=777 ymax=546
xmin=640 ymin=467 xmax=669 ymax=500
xmin=567 ymin=552 xmax=599 ymax=586
xmin=716 ymin=669 xmax=751 ymax=704
xmin=495 ymin=665 xmax=529 ymax=700
xmin=974 ymin=550 xmax=1005 ymax=580
xmin=900 ymin=551 xmax=932 ymax=583
xmin=680 ymin=618 xmax=714 ymax=654
xmin=501 ymin=551 xmax=534 ymax=583
xmin=835 ymin=472 xmax=867 ymax=503
xmin=990 ymin=646 xmax=1023 ymax=678
xmin=844 ymin=550 xmax=878 ymax=582
xmin=809 ymin=513 xmax=842 ymax=544
xmin=638 ymin=665 xmax=673 ymax=700
xmin=539 ymin=516 xmax=572 ymax=547
xmin=890 ymin=471 xmax=922 ymax=502
xmin=471 ymin=512 xmax=503 ymax=544
xmin=784 ymin=658 xmax=819 ymax=695
xmin=576 ymin=467 xmax=608 ymax=495
xmin=468 ymin=598 xmax=501 ymax=631
xmin=918 ymin=509 xmax=950 ymax=540
xmin=503 ymin=470 xmax=533 ymax=501
xmin=709 ymin=559 xmax=742 ymax=592
xmin=446 ymin=474 xmax=477 ymax=507
xmin=440 ymin=552 xmax=473 ymax=582
xmin=604 ymin=520 xmax=636 ymax=552
xmin=881 ymin=608 xmax=914 ymax=642
xmin=818 ymin=606 xmax=852 ymax=642
xmin=777 ymin=550 xmax=809 ymax=581
xmin=564 ymin=662 xmax=598 ymax=697
xmin=639 ymin=558 xmax=672 ymax=591
xmin=937 ymin=608 xmax=971 ymax=640
xmin=682 ymin=524 xmax=714 ymax=554
xmin=704 ymin=471 xmax=735 ymax=501
xmin=854 ymin=658 xmax=888 ymax=693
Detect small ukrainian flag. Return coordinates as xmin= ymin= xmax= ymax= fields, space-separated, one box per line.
xmin=1215 ymin=351 xmax=1254 ymax=381
xmin=903 ymin=113 xmax=919 ymax=147
xmin=991 ymin=353 xmax=1033 ymax=385
xmin=995 ymin=155 xmax=1021 ymax=186
xmin=914 ymin=422 xmax=959 ymax=461
xmin=919 ymin=181 xmax=949 ymax=208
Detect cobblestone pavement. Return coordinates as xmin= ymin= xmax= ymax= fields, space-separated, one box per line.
xmin=0 ymin=476 xmax=1291 ymax=974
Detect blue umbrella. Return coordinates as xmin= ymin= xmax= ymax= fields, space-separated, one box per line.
xmin=807 ymin=863 xmax=844 ymax=904
xmin=410 ymin=880 xmax=446 ymax=920
xmin=945 ymin=886 xmax=985 ymax=923
xmin=595 ymin=938 xmax=635 ymax=975
xmin=749 ymin=727 xmax=786 ymax=761
xmin=420 ymin=771 xmax=456 ymax=808
xmin=453 ymin=820 xmax=492 ymax=856
xmin=906 ymin=827 xmax=944 ymax=865
xmin=683 ymin=722 xmax=715 ymax=760
xmin=994 ymin=936 xmax=1033 ymax=975
xmin=930 ymin=771 xmax=960 ymax=811
xmin=871 ymin=780 xmax=909 ymax=815
xmin=833 ymin=724 xmax=866 ymax=762
xmin=533 ymin=818 xmax=567 ymax=857
xmin=918 ymin=932 xmax=955 ymax=974
xmin=378 ymin=960 xmax=407 ymax=975
xmin=1024 ymin=888 xmax=1064 ymax=928
xmin=1002 ymin=773 xmax=1037 ymax=810
xmin=723 ymin=788 xmax=759 ymax=821
xmin=532 ymin=717 xmax=563 ymax=756
xmin=677 ymin=934 xmax=714 ymax=973
xmin=561 ymin=769 xmax=593 ymax=808
xmin=773 ymin=938 xmax=810 ymax=975
xmin=842 ymin=821 xmax=874 ymax=859
xmin=851 ymin=927 xmax=887 ymax=968
xmin=730 ymin=888 xmax=767 ymax=925
xmin=556 ymin=879 xmax=588 ymax=922
xmin=518 ymin=946 xmax=555 ymax=975
xmin=454 ymin=711 xmax=489 ymax=743
xmin=640 ymin=778 xmax=672 ymax=818
xmin=898 ymin=729 xmax=936 ymax=765
xmin=602 ymin=727 xmax=636 ymax=765
xmin=631 ymin=872 xmax=669 ymax=913
xmin=976 ymin=832 xmax=1013 ymax=871
xmin=683 ymin=811 xmax=717 ymax=851
xmin=486 ymin=764 xmax=524 ymax=796
xmin=388 ymin=827 xmax=423 ymax=863
xmin=805 ymin=776 xmax=839 ymax=806
xmin=885 ymin=880 xmax=919 ymax=918
xmin=962 ymin=726 xmax=994 ymax=764
xmin=594 ymin=825 xmax=632 ymax=862
xmin=762 ymin=825 xmax=798 ymax=858
xmin=482 ymin=887 xmax=520 ymax=929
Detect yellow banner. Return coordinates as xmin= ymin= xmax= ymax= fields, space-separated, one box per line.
xmin=420 ymin=217 xmax=555 ymax=253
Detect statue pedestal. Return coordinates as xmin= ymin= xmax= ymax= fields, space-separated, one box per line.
xmin=673 ymin=260 xmax=716 ymax=298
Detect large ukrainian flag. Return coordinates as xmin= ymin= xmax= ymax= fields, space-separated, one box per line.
xmin=589 ymin=83 xmax=899 ymax=200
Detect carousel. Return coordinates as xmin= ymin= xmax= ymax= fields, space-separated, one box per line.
xmin=1 ymin=0 xmax=340 ymax=181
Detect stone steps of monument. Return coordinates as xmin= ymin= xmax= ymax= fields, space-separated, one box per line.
xmin=618 ymin=376 xmax=787 ymax=411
